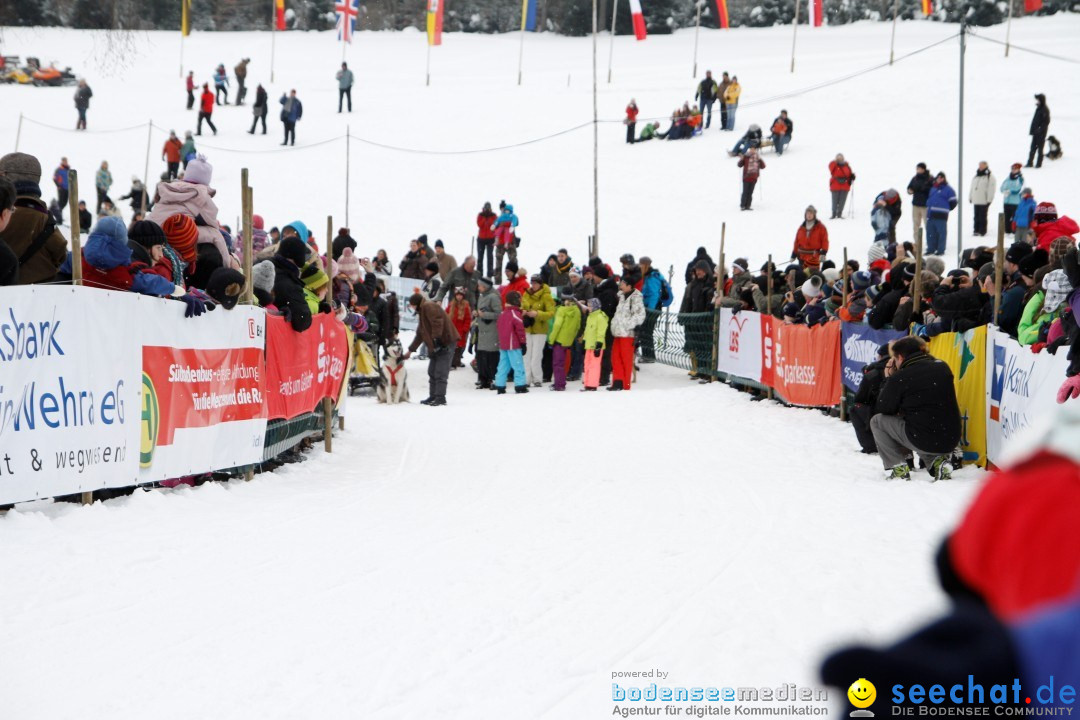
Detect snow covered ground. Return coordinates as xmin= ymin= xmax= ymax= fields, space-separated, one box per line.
xmin=1 ymin=17 xmax=1076 ymax=719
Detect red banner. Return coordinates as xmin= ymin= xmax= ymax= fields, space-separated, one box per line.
xmin=265 ymin=313 xmax=350 ymax=420
xmin=715 ymin=0 xmax=730 ymax=28
xmin=1024 ymin=0 xmax=1042 ymax=11
xmin=812 ymin=0 xmax=823 ymax=26
xmin=760 ymin=318 xmax=842 ymax=407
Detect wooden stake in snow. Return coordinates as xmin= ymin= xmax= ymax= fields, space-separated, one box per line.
xmin=607 ymin=0 xmax=618 ymax=84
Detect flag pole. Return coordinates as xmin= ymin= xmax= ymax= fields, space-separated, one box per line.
xmin=1005 ymin=0 xmax=1013 ymax=57
xmin=426 ymin=39 xmax=432 ymax=86
xmin=592 ymin=0 xmax=600 ymax=254
xmin=271 ymin=4 xmax=277 ymax=83
xmin=889 ymin=0 xmax=899 ymax=65
xmin=692 ymin=0 xmax=702 ymax=78
xmin=790 ymin=0 xmax=800 ymax=73
xmin=606 ymin=0 xmax=618 ymax=84
xmin=517 ymin=24 xmax=526 ymax=85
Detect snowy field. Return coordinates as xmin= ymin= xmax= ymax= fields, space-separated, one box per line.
xmin=1 ymin=17 xmax=1077 ymax=719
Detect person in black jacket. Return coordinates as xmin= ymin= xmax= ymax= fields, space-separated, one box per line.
xmin=931 ymin=266 xmax=992 ymax=333
xmin=870 ymin=336 xmax=961 ymax=481
xmin=906 ymin=163 xmax=933 ymax=244
xmin=1027 ymin=93 xmax=1050 ymax=169
xmin=695 ymin=71 xmax=717 ymax=129
xmin=867 ymin=264 xmax=913 ymax=330
xmin=680 ymin=261 xmax=716 ymax=379
xmin=684 ymin=246 xmax=716 ymax=284
xmin=270 ymin=235 xmax=314 ymax=332
xmin=248 ymin=84 xmax=269 ymax=135
xmin=851 ymin=344 xmax=890 ymax=453
xmin=592 ymin=265 xmax=619 ymax=386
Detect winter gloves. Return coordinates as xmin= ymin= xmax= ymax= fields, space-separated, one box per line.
xmin=1057 ymin=375 xmax=1080 ymax=404
xmin=179 ymin=293 xmax=207 ymax=318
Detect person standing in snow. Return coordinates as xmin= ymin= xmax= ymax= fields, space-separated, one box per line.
xmin=521 ymin=273 xmax=555 ymax=387
xmin=625 ymin=99 xmax=639 ymax=144
xmin=185 ymin=71 xmax=195 ymax=110
xmin=280 ymin=89 xmax=303 ymax=147
xmin=404 ymin=293 xmax=458 ymax=406
xmin=1000 ymin=162 xmax=1024 ymax=232
xmin=874 ymin=188 xmax=903 ymax=245
xmin=925 ymin=172 xmax=957 ymax=257
xmin=473 ymin=276 xmax=501 ymax=390
xmin=234 ymin=58 xmax=249 ymax=105
xmin=249 ymin=84 xmax=268 ymax=134
xmin=337 ymin=62 xmax=354 ymax=113
xmin=1014 ymin=187 xmax=1036 ymax=245
xmin=906 ymin=162 xmax=932 ymax=244
xmin=197 ymin=84 xmax=217 ymax=136
xmin=494 ymin=291 xmax=529 ymax=395
xmin=695 ymin=71 xmax=717 ymax=129
xmin=1027 ymin=93 xmax=1050 ymax=168
xmin=52 ymin=157 xmax=70 ymax=223
xmin=162 ymin=131 xmax=183 ymax=181
xmin=581 ymin=298 xmax=608 ymax=391
xmin=737 ymin=148 xmax=765 ymax=211
xmin=722 ymin=75 xmax=741 ymax=131
xmin=828 ymin=153 xmax=854 ymax=219
xmin=548 ymin=286 xmax=582 ymax=391
xmin=716 ymin=71 xmax=732 ymax=131
xmin=74 ymin=79 xmax=92 ymax=130
xmin=95 ymin=161 xmax=112 ymax=214
xmin=447 ymin=287 xmax=472 ymax=369
xmin=609 ymin=268 xmax=645 ymax=391
xmin=791 ymin=206 xmax=829 ymax=271
xmin=475 ymin=201 xmax=497 ymax=278
xmin=213 ymin=64 xmax=229 ymax=105
xmin=180 ymin=131 xmax=197 ymax=169
xmin=968 ymin=161 xmax=996 ymax=238
xmin=493 ymin=201 xmax=518 ymax=280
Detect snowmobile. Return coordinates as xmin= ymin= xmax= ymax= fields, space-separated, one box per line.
xmin=32 ymin=65 xmax=78 ymax=87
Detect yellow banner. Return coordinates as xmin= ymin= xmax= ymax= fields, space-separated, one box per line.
xmin=181 ymin=0 xmax=190 ymax=36
xmin=927 ymin=325 xmax=987 ymax=467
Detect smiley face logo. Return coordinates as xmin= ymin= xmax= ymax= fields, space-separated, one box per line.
xmin=847 ymin=678 xmax=876 ymax=709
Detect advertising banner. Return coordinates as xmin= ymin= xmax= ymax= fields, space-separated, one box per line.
xmin=985 ymin=327 xmax=1069 ymax=467
xmin=377 ymin=274 xmax=422 ymax=331
xmin=265 ymin=313 xmax=350 ymax=420
xmin=715 ymin=308 xmax=763 ymax=382
xmin=138 ymin=299 xmax=267 ymax=481
xmin=0 ymin=286 xmax=142 ymax=503
xmin=840 ymin=323 xmax=906 ymax=392
xmin=927 ymin=325 xmax=987 ymax=466
xmin=761 ymin=318 xmax=843 ymax=407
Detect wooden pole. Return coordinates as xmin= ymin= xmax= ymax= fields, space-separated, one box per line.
xmin=271 ymin=18 xmax=277 ymax=83
xmin=592 ymin=0 xmax=600 ymax=255
xmin=1005 ymin=0 xmax=1013 ymax=57
xmin=241 ymin=168 xmax=254 ymax=304
xmin=766 ymin=253 xmax=773 ymax=400
xmin=517 ymin=23 xmax=526 ymax=86
xmin=15 ymin=112 xmax=23 ymax=151
xmin=426 ymin=41 xmax=432 ymax=87
xmin=606 ymin=0 xmax=618 ymax=84
xmin=841 ymin=247 xmax=849 ymax=306
xmin=345 ymin=126 xmax=351 ymax=227
xmin=326 ymin=215 xmax=333 ymax=270
xmin=790 ymin=0 xmax=800 ymax=73
xmin=913 ymin=226 xmax=924 ymax=314
xmin=993 ymin=212 xmax=1005 ymax=325
xmin=141 ymin=120 xmax=153 ymax=216
xmin=68 ymin=169 xmax=89 ymax=505
xmin=888 ymin=0 xmax=899 ymax=65
xmin=692 ymin=0 xmax=702 ymax=78
xmin=323 ymin=397 xmax=333 ymax=452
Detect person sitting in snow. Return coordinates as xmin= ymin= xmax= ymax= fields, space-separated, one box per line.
xmin=729 ymin=123 xmax=762 ymax=157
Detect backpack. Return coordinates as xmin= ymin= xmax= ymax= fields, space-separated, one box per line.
xmin=659 ymin=276 xmax=673 ymax=307
xmin=771 ymin=118 xmax=787 ymax=136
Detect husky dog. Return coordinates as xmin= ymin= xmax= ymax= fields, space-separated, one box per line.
xmin=377 ymin=339 xmax=410 ymax=404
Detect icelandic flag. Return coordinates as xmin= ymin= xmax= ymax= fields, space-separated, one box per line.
xmin=521 ymin=0 xmax=538 ymax=31
xmin=427 ymin=0 xmax=444 ymax=45
xmin=336 ymin=0 xmax=359 ymax=42
xmin=629 ymin=0 xmax=647 ymax=40
xmin=714 ymin=0 xmax=730 ymax=29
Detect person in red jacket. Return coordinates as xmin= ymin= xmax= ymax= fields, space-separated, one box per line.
xmin=500 ymin=261 xmax=529 ymax=304
xmin=791 ymin=206 xmax=829 ymax=270
xmin=162 ymin=130 xmax=183 ymax=180
xmin=185 ymin=71 xmax=195 ymax=110
xmin=447 ymin=287 xmax=472 ymax=369
xmin=1031 ymin=201 xmax=1079 ymax=252
xmin=625 ymin=99 xmax=639 ymax=145
xmin=828 ymin=153 xmax=855 ymax=219
xmin=476 ymin=201 xmax=497 ymax=278
xmin=197 ymin=84 xmax=217 ymax=136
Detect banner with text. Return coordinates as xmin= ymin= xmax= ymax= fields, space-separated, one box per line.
xmin=985 ymin=327 xmax=1069 ymax=467
xmin=377 ymin=274 xmax=422 ymax=331
xmin=715 ymin=308 xmax=763 ymax=382
xmin=840 ymin=323 xmax=907 ymax=393
xmin=761 ymin=318 xmax=843 ymax=407
xmin=928 ymin=325 xmax=987 ymax=467
xmin=265 ymin=313 xmax=350 ymax=420
xmin=0 ymin=286 xmax=142 ymax=503
xmin=138 ymin=298 xmax=267 ymax=481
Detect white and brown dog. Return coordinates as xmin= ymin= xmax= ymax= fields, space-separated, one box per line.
xmin=377 ymin=339 xmax=410 ymax=404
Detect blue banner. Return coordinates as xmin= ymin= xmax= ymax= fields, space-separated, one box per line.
xmin=840 ymin=323 xmax=905 ymax=392
xmin=521 ymin=0 xmax=538 ymax=31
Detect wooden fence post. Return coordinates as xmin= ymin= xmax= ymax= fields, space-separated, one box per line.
xmin=323 ymin=397 xmax=333 ymax=453
xmin=993 ymin=213 xmax=1005 ymax=325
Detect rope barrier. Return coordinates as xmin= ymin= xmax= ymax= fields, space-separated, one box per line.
xmin=966 ymin=30 xmax=1080 ymax=65
xmin=346 ymin=122 xmax=594 ymax=155
xmin=20 ymin=116 xmax=150 ymax=134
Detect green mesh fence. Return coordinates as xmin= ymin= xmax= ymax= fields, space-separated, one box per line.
xmin=261 ymin=404 xmax=338 ymax=462
xmin=645 ymin=309 xmax=718 ymax=374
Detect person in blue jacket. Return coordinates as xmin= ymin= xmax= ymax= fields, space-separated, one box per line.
xmin=1000 ymin=162 xmax=1024 ymax=232
xmin=925 ymin=172 xmax=957 ymax=257
xmin=280 ymin=89 xmax=303 ymax=147
xmin=638 ymin=256 xmax=672 ymax=363
xmin=213 ymin=64 xmax=229 ymax=105
xmin=1014 ymin=187 xmax=1037 ymax=245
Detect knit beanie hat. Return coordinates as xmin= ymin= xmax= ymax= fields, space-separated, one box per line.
xmin=425 ymin=261 xmax=440 ymax=275
xmin=505 ymin=260 xmax=519 ymax=274
xmin=801 ymin=276 xmax=823 ymax=299
xmin=782 ymin=302 xmax=800 ymax=319
xmin=252 ymin=260 xmax=275 ymax=294
xmin=594 ymin=265 xmax=610 ymax=280
xmin=923 ymin=256 xmax=946 ymax=278
xmin=301 ymin=262 xmax=329 ymax=292
xmin=206 ymin=268 xmax=246 ymax=310
xmin=128 ymin=219 xmax=166 ymax=248
xmin=1019 ymin=248 xmax=1049 ymax=278
xmin=1033 ymin=201 xmax=1058 ymax=225
xmin=851 ymin=270 xmax=872 ymax=291
xmin=1006 ymin=241 xmax=1033 ymax=265
xmin=184 ymin=155 xmax=213 ymax=186
xmin=822 ymin=268 xmax=840 ymax=284
xmin=587 ymin=298 xmax=601 ymax=311
xmin=866 ymin=284 xmax=885 ymax=303
xmin=278 ymin=235 xmax=310 ymax=267
xmin=161 ymin=213 xmax=198 ymax=264
xmin=1049 ymin=236 xmax=1075 ymax=269
xmin=867 ymin=242 xmax=887 ymax=264
xmin=0 ymin=152 xmax=41 ymax=184
xmin=337 ymin=247 xmax=361 ymax=283
xmin=1042 ymin=269 xmax=1073 ymax=314
xmin=477 ymin=276 xmax=494 ymax=289
xmin=252 ymin=214 xmax=265 ymax=231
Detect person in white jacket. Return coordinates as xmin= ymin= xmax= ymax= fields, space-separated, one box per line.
xmin=609 ymin=272 xmax=646 ymax=391
xmin=969 ymin=161 xmax=997 ymax=238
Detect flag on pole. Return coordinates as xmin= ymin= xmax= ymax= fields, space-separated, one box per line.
xmin=521 ymin=0 xmax=538 ymax=31
xmin=336 ymin=0 xmax=359 ymax=42
xmin=181 ymin=0 xmax=191 ymax=36
xmin=629 ymin=0 xmax=647 ymax=39
xmin=275 ymin=0 xmax=286 ymax=30
xmin=921 ymin=0 xmax=932 ymax=15
xmin=426 ymin=0 xmax=444 ymax=46
xmin=714 ymin=0 xmax=730 ymax=28
xmin=1023 ymin=0 xmax=1042 ymax=11
xmin=811 ymin=0 xmax=823 ymax=26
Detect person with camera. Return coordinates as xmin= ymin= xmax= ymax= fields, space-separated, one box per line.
xmin=931 ymin=265 xmax=994 ymax=333
xmin=404 ymin=293 xmax=460 ymax=406
xmin=870 ymin=336 xmax=961 ymax=481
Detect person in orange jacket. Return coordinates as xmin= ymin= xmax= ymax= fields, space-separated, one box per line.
xmin=625 ymin=99 xmax=639 ymax=145
xmin=162 ymin=130 xmax=183 ymax=180
xmin=791 ymin=205 xmax=829 ymax=270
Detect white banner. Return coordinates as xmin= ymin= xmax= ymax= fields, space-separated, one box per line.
xmin=0 ymin=286 xmax=142 ymax=503
xmin=378 ymin=274 xmax=422 ymax=331
xmin=985 ymin=327 xmax=1070 ymax=467
xmin=715 ymin=308 xmax=762 ymax=382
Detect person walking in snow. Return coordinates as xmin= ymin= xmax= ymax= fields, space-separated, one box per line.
xmin=1027 ymin=93 xmax=1050 ymax=168
xmin=925 ymin=172 xmax=957 ymax=257
xmin=163 ymin=131 xmax=183 ymax=181
xmin=74 ymin=79 xmax=92 ymax=130
xmin=185 ymin=71 xmax=195 ymax=110
xmin=280 ymin=89 xmax=303 ymax=146
xmin=828 ymin=153 xmax=854 ymax=219
xmin=495 ymin=291 xmax=529 ymax=395
xmin=337 ymin=62 xmax=354 ymax=113
xmin=234 ymin=58 xmax=250 ymax=105
xmin=722 ymin=75 xmax=741 ymax=131
xmin=249 ymin=84 xmax=268 ymax=134
xmin=625 ymin=99 xmax=639 ymax=144
xmin=695 ymin=71 xmax=717 ymax=129
xmin=1000 ymin=162 xmax=1024 ymax=232
xmin=213 ymin=64 xmax=229 ymax=105
xmin=969 ymin=161 xmax=996 ymax=237
xmin=94 ymin=161 xmax=112 ymax=214
xmin=737 ymin=148 xmax=765 ymax=211
xmin=197 ymin=84 xmax=217 ymax=136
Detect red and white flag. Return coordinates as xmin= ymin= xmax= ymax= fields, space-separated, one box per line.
xmin=629 ymin=0 xmax=647 ymax=40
